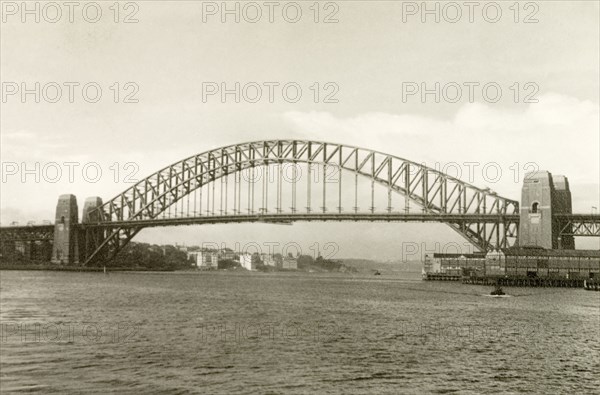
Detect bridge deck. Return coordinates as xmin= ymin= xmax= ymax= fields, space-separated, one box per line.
xmin=2 ymin=213 xmax=596 ymax=232
xmin=554 ymin=214 xmax=600 ymax=221
xmin=80 ymin=213 xmax=521 ymax=229
xmin=0 ymin=225 xmax=54 ymax=241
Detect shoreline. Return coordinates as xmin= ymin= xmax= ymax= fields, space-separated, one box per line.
xmin=0 ymin=264 xmax=177 ymax=272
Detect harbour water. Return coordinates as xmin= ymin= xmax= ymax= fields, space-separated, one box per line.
xmin=1 ymin=270 xmax=598 ymax=393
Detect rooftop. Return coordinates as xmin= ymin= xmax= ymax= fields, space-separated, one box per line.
xmin=501 ymin=247 xmax=600 ymax=258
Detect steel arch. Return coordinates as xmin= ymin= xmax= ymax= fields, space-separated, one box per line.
xmin=83 ymin=140 xmax=519 ymax=264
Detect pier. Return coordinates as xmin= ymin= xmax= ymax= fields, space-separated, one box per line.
xmin=584 ymin=279 xmax=600 ymax=291
xmin=462 ymin=276 xmax=586 ymax=288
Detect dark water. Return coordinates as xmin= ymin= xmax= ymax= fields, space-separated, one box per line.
xmin=1 ymin=270 xmax=598 ymax=394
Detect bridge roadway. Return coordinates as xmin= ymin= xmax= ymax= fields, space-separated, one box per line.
xmin=0 ymin=225 xmax=54 ymax=241
xmin=2 ymin=213 xmax=599 ymax=236
xmin=80 ymin=213 xmax=520 ymax=229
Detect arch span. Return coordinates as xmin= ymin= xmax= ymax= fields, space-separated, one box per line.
xmin=83 ymin=140 xmax=519 ymax=264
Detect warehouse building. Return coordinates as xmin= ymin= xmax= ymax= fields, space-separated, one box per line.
xmin=424 ymin=248 xmax=600 ymax=282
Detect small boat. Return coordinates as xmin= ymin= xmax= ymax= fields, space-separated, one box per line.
xmin=490 ymin=285 xmax=505 ymax=296
xmin=374 ymin=270 xmax=381 ymax=276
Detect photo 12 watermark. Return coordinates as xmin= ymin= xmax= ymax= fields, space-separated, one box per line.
xmin=199 ymin=240 xmax=340 ymax=260
xmin=1 ymin=1 xmax=140 ymax=24
xmin=401 ymin=241 xmax=476 ymax=263
xmin=394 ymin=322 xmax=543 ymax=344
xmin=0 ymin=321 xmax=140 ymax=344
xmin=415 ymin=161 xmax=542 ymax=185
xmin=233 ymin=161 xmax=542 ymax=185
xmin=200 ymin=1 xmax=339 ymax=24
xmin=238 ymin=163 xmax=342 ymax=184
xmin=1 ymin=82 xmax=140 ymax=104
xmin=400 ymin=1 xmax=540 ymax=24
xmin=401 ymin=82 xmax=539 ymax=104
xmin=1 ymin=161 xmax=140 ymax=184
xmin=201 ymin=81 xmax=339 ymax=104
xmin=199 ymin=320 xmax=341 ymax=343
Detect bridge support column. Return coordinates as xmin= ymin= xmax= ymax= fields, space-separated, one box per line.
xmin=519 ymin=171 xmax=554 ymax=248
xmin=82 ymin=197 xmax=106 ymax=264
xmin=518 ymin=171 xmax=574 ymax=249
xmin=41 ymin=240 xmax=53 ymax=262
xmin=552 ymin=175 xmax=574 ymax=249
xmin=51 ymin=194 xmax=80 ymax=265
xmin=0 ymin=240 xmax=16 ymax=261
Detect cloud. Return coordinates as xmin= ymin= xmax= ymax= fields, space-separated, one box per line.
xmin=1 ymin=130 xmax=67 ymax=161
xmin=283 ymin=93 xmax=599 ymax=204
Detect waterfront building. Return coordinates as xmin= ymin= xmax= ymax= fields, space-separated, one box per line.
xmin=501 ymin=248 xmax=600 ymax=279
xmin=219 ymin=248 xmax=237 ymax=261
xmin=187 ymin=250 xmax=199 ymax=266
xmin=282 ymin=256 xmax=297 ymax=270
xmin=261 ymin=253 xmax=276 ymax=267
xmin=423 ymin=254 xmax=441 ymax=274
xmin=187 ymin=247 xmax=238 ymax=269
xmin=239 ymin=253 xmax=255 ymax=270
xmin=424 ymin=248 xmax=600 ymax=280
xmin=428 ymin=252 xmax=485 ymax=277
xmin=176 ymin=244 xmax=188 ymax=253
xmin=187 ymin=250 xmax=219 ymax=269
xmin=199 ymin=251 xmax=219 ymax=269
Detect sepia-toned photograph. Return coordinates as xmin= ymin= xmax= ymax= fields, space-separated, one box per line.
xmin=1 ymin=1 xmax=599 ymax=393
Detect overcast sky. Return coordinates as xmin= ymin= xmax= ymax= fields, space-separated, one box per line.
xmin=1 ymin=1 xmax=599 ymax=258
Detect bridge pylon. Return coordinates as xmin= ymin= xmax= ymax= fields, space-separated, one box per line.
xmin=81 ymin=197 xmax=107 ymax=264
xmin=518 ymin=171 xmax=575 ymax=249
xmin=51 ymin=194 xmax=80 ymax=264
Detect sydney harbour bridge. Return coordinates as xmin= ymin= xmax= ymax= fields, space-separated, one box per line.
xmin=1 ymin=140 xmax=599 ymax=265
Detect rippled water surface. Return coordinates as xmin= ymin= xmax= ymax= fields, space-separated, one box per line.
xmin=1 ymin=270 xmax=599 ymax=394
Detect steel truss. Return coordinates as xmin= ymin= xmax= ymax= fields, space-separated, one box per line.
xmin=556 ymin=214 xmax=600 ymax=237
xmin=83 ymin=140 xmax=520 ymax=264
xmin=0 ymin=225 xmax=54 ymax=242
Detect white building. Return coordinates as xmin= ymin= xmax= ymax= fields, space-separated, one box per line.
xmin=423 ymin=254 xmax=441 ymax=274
xmin=200 ymin=251 xmax=220 ymax=269
xmin=187 ymin=250 xmax=219 ymax=269
xmin=187 ymin=251 xmax=199 ymax=266
xmin=187 ymin=248 xmax=239 ymax=270
xmin=239 ymin=253 xmax=255 ymax=270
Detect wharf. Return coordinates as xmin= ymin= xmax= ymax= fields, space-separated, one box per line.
xmin=584 ymin=279 xmax=600 ymax=291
